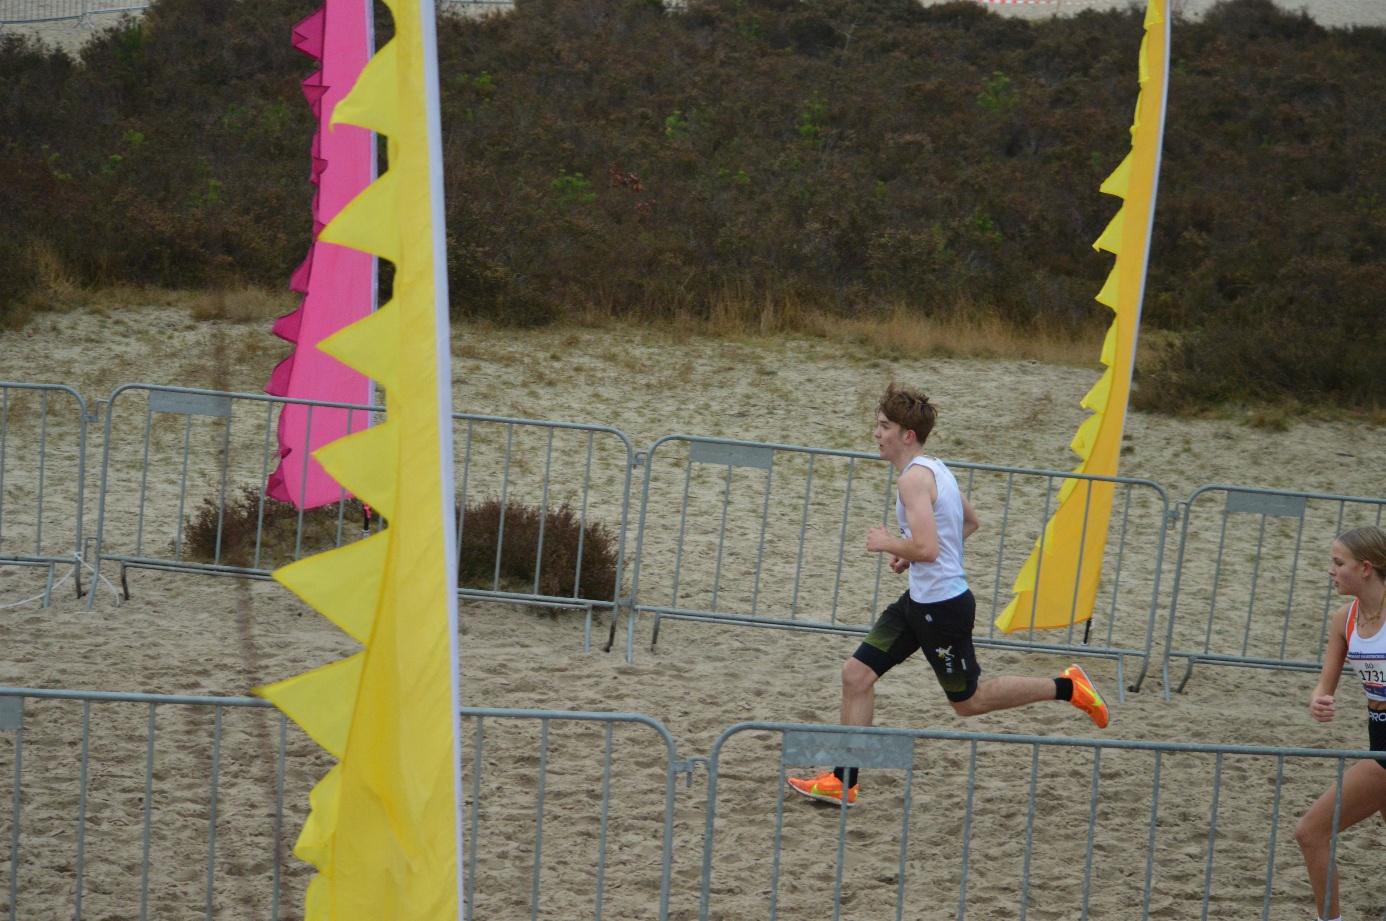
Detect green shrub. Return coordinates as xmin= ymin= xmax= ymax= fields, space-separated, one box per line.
xmin=4 ymin=0 xmax=1385 ymax=409
xmin=1134 ymin=260 xmax=1386 ymax=409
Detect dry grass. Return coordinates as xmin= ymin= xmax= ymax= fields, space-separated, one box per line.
xmin=9 ymin=240 xmax=85 ymax=319
xmin=1245 ymin=400 xmax=1302 ymax=432
xmin=26 ymin=240 xmax=80 ymax=297
xmin=797 ymin=306 xmax=1108 ymax=367
xmin=80 ymin=285 xmax=202 ymax=312
xmin=616 ymin=291 xmax=1111 ymax=369
xmin=190 ymin=287 xmax=297 ymax=323
xmin=471 ymin=288 xmax=1154 ymax=372
xmin=14 ymin=243 xmax=211 ymax=318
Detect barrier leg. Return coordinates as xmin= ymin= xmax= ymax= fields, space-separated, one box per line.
xmin=1176 ymin=656 xmax=1197 ymax=694
xmin=603 ymin=607 xmax=618 ymax=654
xmin=41 ymin=563 xmax=55 ymax=608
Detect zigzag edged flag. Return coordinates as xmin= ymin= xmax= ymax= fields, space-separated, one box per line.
xmin=265 ymin=0 xmax=376 ymax=510
xmin=254 ymin=0 xmax=463 ymax=916
xmin=995 ymin=0 xmax=1170 ymax=635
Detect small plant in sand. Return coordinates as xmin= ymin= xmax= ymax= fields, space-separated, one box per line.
xmin=181 ymin=487 xmax=620 ymax=603
xmin=179 ymin=484 xmax=370 ymax=570
xmin=457 ymin=498 xmax=619 ymax=604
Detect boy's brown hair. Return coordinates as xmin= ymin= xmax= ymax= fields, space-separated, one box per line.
xmin=878 ymin=382 xmax=936 ymax=445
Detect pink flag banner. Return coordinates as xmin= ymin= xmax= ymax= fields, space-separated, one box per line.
xmin=265 ymin=0 xmax=376 ymax=509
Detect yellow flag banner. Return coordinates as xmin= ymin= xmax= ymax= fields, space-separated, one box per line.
xmin=254 ymin=0 xmax=462 ymax=917
xmin=995 ymin=0 xmax=1169 ymax=635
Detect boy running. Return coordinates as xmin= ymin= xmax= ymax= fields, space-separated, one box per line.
xmin=787 ymin=383 xmax=1109 ymax=808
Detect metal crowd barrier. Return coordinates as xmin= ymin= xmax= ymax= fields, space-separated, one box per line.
xmin=17 ymin=376 xmax=1386 ymax=695
xmin=0 ymin=687 xmax=298 ymax=921
xmin=9 ymin=688 xmax=1386 ymax=920
xmin=0 ymin=693 xmax=689 ymax=921
xmin=626 ymin=435 xmax=1170 ymax=692
xmin=1163 ymin=486 xmax=1386 ymax=694
xmin=88 ymin=384 xmax=380 ymax=606
xmin=89 ymin=385 xmax=635 ymax=648
xmin=451 ymin=414 xmax=636 ymax=653
xmin=0 ymin=0 xmax=87 ymax=25
xmin=458 ymin=706 xmax=690 ymax=921
xmin=0 ymin=0 xmax=147 ymax=27
xmin=700 ymin=721 xmax=1381 ymax=921
xmin=0 ymin=383 xmax=89 ymax=608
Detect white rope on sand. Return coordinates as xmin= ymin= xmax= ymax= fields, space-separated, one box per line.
xmin=0 ymin=556 xmax=121 ymax=610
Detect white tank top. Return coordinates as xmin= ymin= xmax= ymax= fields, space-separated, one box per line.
xmin=897 ymin=455 xmax=969 ymax=604
xmin=1345 ymin=599 xmax=1386 ymax=704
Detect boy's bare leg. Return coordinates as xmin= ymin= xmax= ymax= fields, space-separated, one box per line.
xmin=840 ymin=658 xmax=878 ymax=726
xmin=950 ymin=675 xmax=1056 ymax=717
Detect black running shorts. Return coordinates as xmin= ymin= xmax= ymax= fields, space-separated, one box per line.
xmin=1368 ymin=709 xmax=1386 ymax=771
xmin=853 ymin=589 xmax=981 ymax=702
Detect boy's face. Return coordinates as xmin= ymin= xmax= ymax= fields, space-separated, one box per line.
xmin=874 ymin=413 xmax=915 ymax=460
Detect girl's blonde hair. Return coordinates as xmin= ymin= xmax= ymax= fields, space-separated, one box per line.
xmin=1337 ymin=526 xmax=1386 ymax=581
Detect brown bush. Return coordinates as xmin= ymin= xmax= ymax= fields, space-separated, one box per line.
xmin=457 ymin=498 xmax=619 ymax=604
xmin=179 ymin=484 xmax=369 ymax=570
xmin=181 ymin=487 xmax=621 ymax=605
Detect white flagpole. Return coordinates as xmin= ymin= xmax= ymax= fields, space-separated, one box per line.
xmin=414 ymin=0 xmax=463 ymax=915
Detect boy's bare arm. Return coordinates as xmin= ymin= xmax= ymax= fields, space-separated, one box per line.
xmin=961 ymin=495 xmax=980 ymax=540
xmin=867 ymin=466 xmax=939 ymax=563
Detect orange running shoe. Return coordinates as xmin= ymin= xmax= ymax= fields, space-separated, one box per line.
xmin=786 ymin=771 xmax=858 ymax=807
xmin=1064 ymin=664 xmax=1109 ymax=729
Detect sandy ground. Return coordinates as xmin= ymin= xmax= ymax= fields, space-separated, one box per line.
xmin=5 ymin=0 xmax=1385 ymax=54
xmin=1 ymin=306 xmax=1385 ymax=918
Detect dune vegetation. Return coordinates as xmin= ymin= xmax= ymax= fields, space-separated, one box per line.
xmin=1 ymin=0 xmax=1383 ymax=411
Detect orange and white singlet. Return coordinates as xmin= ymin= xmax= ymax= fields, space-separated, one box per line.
xmin=1345 ymin=598 xmax=1386 ymax=704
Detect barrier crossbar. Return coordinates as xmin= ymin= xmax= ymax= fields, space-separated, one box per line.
xmin=1163 ymin=485 xmax=1386 ymax=694
xmin=0 ymin=383 xmax=89 ymax=608
xmin=89 ymin=385 xmax=635 ymax=649
xmin=627 ymin=435 xmax=1170 ymax=692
